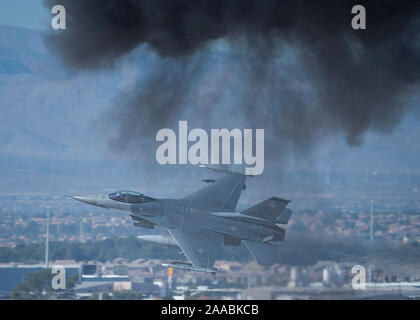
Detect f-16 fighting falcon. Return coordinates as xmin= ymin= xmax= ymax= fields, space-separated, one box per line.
xmin=71 ymin=166 xmax=292 ymax=274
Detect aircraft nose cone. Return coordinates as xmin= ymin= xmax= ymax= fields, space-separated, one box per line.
xmin=71 ymin=196 xmax=98 ymax=206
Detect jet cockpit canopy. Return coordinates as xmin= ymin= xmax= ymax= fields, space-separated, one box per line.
xmin=108 ymin=190 xmax=156 ymax=203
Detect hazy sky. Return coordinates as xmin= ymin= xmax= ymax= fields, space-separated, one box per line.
xmin=0 ymin=0 xmax=48 ymax=30
xmin=0 ymin=1 xmax=419 ymax=180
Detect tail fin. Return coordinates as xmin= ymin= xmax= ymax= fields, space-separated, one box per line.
xmin=241 ymin=197 xmax=292 ymax=223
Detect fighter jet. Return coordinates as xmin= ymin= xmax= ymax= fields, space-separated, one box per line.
xmin=72 ymin=166 xmax=292 ymax=274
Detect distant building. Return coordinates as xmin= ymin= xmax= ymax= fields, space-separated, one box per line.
xmin=322 ymin=267 xmax=332 ymax=287
xmin=81 ymin=264 xmax=98 ymax=276
xmin=0 ymin=263 xmax=80 ymax=298
xmin=74 ymin=274 xmax=131 ymax=297
xmin=288 ymin=267 xmax=299 ymax=288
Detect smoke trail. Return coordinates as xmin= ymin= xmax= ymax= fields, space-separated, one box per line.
xmin=43 ymin=0 xmax=420 ymax=164
xmin=42 ymin=1 xmax=420 ymax=276
xmin=272 ymin=232 xmax=420 ymax=278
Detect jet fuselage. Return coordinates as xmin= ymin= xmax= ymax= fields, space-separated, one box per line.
xmin=73 ymin=195 xmax=276 ymax=243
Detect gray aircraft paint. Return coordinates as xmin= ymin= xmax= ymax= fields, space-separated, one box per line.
xmin=72 ymin=167 xmax=292 ymax=273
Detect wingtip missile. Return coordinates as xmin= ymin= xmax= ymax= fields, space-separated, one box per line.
xmin=162 ymin=261 xmax=217 ymax=275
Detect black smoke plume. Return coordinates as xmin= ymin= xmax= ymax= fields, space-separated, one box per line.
xmin=274 ymin=232 xmax=420 ymax=275
xmin=44 ymin=0 xmax=420 ymax=163
xmin=42 ymin=1 xmax=420 ymax=273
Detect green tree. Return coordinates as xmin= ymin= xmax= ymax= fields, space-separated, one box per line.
xmin=11 ymin=269 xmax=78 ymax=300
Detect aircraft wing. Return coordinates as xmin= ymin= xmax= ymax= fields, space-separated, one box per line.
xmin=183 ymin=172 xmax=246 ymax=211
xmin=167 ymin=228 xmax=223 ymax=270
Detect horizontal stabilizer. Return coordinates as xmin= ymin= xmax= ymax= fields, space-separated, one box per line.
xmin=243 ymin=240 xmax=279 ymax=266
xmin=241 ymin=197 xmax=292 ymax=223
